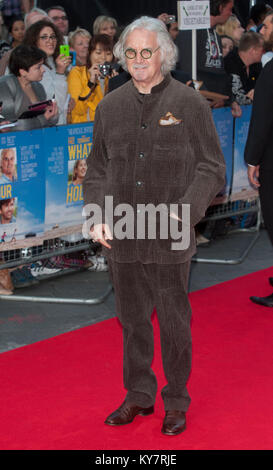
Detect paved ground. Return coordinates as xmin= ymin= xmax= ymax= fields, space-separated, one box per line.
xmin=0 ymin=228 xmax=272 ymax=354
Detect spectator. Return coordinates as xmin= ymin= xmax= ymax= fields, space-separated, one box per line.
xmin=46 ymin=5 xmax=69 ymax=42
xmin=24 ymin=7 xmax=49 ymax=28
xmin=224 ymin=31 xmax=264 ymax=105
xmin=0 ymin=7 xmax=49 ymax=76
xmin=216 ymin=14 xmax=245 ymax=46
xmin=8 ymin=15 xmax=25 ymax=48
xmin=167 ymin=21 xmax=179 ymax=41
xmin=67 ymin=34 xmax=116 ymax=123
xmin=260 ymin=10 xmax=273 ymax=66
xmin=0 ymin=44 xmax=58 ymax=131
xmin=246 ymin=3 xmax=272 ymax=32
xmin=176 ymin=0 xmax=241 ymax=116
xmin=0 ymin=12 xmax=10 ymax=59
xmin=1 ymin=0 xmax=23 ymax=29
xmin=220 ymin=35 xmax=235 ymax=57
xmin=68 ymin=27 xmax=91 ymax=66
xmin=23 ymin=19 xmax=71 ymax=125
xmin=157 ymin=13 xmax=179 ymax=41
xmin=0 ymin=148 xmax=17 ymax=182
xmin=93 ymin=15 xmax=117 ymax=41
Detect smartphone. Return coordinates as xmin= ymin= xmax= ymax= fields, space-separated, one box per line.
xmin=60 ymin=44 xmax=70 ymax=56
xmin=69 ymin=50 xmax=76 ymax=66
xmin=28 ymin=100 xmax=52 ymax=111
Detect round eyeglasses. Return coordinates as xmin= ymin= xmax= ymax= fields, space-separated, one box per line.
xmin=124 ymin=46 xmax=160 ymax=59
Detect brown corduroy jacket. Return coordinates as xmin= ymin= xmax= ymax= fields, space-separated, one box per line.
xmin=83 ymin=73 xmax=226 ymax=264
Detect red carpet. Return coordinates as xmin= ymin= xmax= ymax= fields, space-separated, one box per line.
xmin=1 ymin=267 xmax=273 ymax=450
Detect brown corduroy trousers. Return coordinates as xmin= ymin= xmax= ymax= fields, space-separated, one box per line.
xmin=108 ymin=259 xmax=192 ymax=412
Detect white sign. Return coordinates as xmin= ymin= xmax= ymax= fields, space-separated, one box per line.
xmin=178 ymin=1 xmax=210 ymax=30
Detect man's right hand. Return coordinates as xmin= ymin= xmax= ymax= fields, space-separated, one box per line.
xmin=247 ymin=165 xmax=260 ymax=188
xmin=90 ymin=223 xmax=112 ymax=249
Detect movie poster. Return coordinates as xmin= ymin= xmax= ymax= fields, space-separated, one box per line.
xmin=232 ymin=105 xmax=257 ymax=201
xmin=212 ymin=107 xmax=233 ymax=204
xmin=0 ymin=129 xmax=45 ymax=250
xmin=44 ymin=123 xmax=93 ymax=238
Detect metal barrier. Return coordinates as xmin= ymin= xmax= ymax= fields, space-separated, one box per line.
xmin=0 ymin=236 xmax=113 ymax=304
xmin=192 ymin=198 xmax=261 ymax=265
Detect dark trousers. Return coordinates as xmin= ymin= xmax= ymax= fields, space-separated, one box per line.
xmin=259 ymin=169 xmax=273 ymax=245
xmin=108 ymin=259 xmax=192 ymax=412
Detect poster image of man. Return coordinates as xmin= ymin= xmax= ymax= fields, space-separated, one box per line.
xmin=0 ymin=148 xmax=18 ymax=184
xmin=0 ymin=198 xmax=16 ymax=224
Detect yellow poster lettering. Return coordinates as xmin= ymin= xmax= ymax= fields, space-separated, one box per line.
xmin=66 ymin=184 xmax=84 ymax=204
xmin=0 ymin=184 xmax=12 ymax=200
xmin=68 ymin=143 xmax=92 ymax=160
xmin=68 ymin=145 xmax=76 ymax=160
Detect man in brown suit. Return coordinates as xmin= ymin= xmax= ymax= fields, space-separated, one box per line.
xmin=83 ymin=16 xmax=226 ymax=435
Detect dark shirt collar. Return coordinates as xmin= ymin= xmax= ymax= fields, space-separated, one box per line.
xmin=129 ymin=72 xmax=172 ymax=99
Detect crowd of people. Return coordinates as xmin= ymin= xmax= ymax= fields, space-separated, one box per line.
xmin=0 ymin=3 xmax=271 ymax=130
xmin=0 ymin=0 xmax=272 ymax=293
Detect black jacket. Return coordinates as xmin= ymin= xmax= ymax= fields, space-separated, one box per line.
xmin=175 ymin=28 xmax=232 ymax=97
xmin=224 ymin=47 xmax=262 ymax=105
xmin=244 ymin=58 xmax=273 ymax=169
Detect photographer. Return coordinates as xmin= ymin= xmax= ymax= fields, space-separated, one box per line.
xmin=67 ymin=34 xmax=118 ymax=123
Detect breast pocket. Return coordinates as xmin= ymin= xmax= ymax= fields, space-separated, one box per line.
xmin=151 ymin=144 xmax=186 ymax=187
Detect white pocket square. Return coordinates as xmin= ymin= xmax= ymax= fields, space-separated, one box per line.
xmin=159 ymin=112 xmax=182 ymax=126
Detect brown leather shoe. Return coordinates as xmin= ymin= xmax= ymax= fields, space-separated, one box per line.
xmin=161 ymin=410 xmax=186 ymax=435
xmin=104 ymin=400 xmax=154 ymax=426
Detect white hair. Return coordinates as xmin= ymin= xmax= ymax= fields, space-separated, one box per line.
xmin=113 ymin=16 xmax=178 ymax=76
xmin=24 ymin=8 xmax=48 ymax=28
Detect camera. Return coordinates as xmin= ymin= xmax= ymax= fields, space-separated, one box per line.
xmin=99 ymin=62 xmax=112 ymax=77
xmin=166 ymin=15 xmax=176 ymax=24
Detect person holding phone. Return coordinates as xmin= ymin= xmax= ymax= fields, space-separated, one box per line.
xmin=0 ymin=44 xmax=58 ymax=131
xmin=22 ymin=19 xmax=71 ymax=125
xmin=68 ymin=28 xmax=91 ymax=67
xmin=67 ymin=34 xmax=117 ymax=123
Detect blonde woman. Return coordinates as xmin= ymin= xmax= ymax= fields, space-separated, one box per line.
xmin=92 ymin=15 xmax=117 ymax=40
xmin=216 ymin=14 xmax=245 ymax=46
xmin=68 ymin=27 xmax=91 ymax=66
